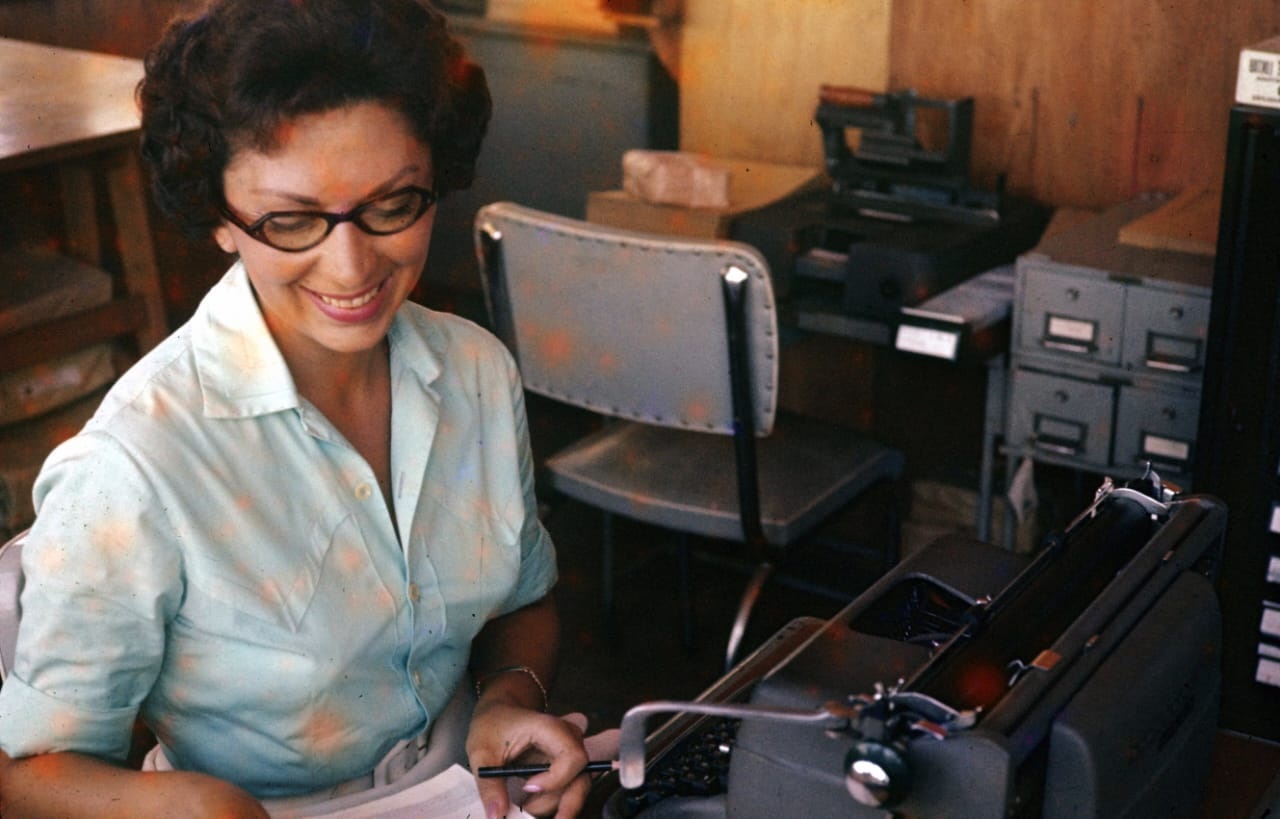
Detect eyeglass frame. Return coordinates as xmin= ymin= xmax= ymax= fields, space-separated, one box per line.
xmin=219 ymin=184 xmax=438 ymax=253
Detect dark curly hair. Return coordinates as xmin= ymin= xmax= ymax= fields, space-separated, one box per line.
xmin=138 ymin=0 xmax=491 ymax=238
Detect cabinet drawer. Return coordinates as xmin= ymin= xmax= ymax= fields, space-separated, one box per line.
xmin=1018 ymin=267 xmax=1125 ymax=364
xmin=1007 ymin=368 xmax=1114 ymax=470
xmin=1121 ymin=287 xmax=1211 ymax=377
xmin=1113 ymin=386 xmax=1200 ymax=480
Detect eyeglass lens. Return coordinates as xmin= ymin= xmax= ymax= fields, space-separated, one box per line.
xmin=255 ymin=187 xmax=433 ymax=250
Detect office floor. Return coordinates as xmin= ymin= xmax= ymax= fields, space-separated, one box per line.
xmin=522 ymin=396 xmax=1280 ymax=818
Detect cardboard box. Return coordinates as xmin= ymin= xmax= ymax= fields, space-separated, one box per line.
xmin=1236 ymin=35 xmax=1280 ymax=110
xmin=1116 ymin=186 xmax=1220 ymax=256
xmin=586 ymin=159 xmax=824 ymax=239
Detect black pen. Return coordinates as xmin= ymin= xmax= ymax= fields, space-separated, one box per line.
xmin=477 ymin=760 xmax=617 ymax=778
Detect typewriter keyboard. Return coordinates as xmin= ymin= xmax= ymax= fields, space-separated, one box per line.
xmin=617 ymin=717 xmax=741 ymax=816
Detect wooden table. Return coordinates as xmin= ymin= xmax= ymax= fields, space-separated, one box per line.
xmin=0 ymin=37 xmax=167 ymax=372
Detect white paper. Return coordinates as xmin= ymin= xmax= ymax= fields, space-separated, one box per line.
xmin=1261 ymin=607 xmax=1280 ymax=640
xmin=1006 ymin=457 xmax=1038 ymax=525
xmin=298 ymin=764 xmax=533 ymax=819
xmin=894 ymin=324 xmax=960 ymax=360
xmin=1256 ymin=657 xmax=1280 ymax=688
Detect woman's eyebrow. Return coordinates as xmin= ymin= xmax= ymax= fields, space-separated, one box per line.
xmin=247 ymin=166 xmax=429 ymax=208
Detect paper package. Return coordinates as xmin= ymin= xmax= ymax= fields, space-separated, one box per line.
xmin=621 ymin=150 xmax=731 ymax=209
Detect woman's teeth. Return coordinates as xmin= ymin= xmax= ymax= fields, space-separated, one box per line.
xmin=318 ymin=287 xmax=379 ymax=309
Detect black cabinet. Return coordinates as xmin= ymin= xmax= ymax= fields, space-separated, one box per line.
xmin=1195 ymin=104 xmax=1280 ymax=742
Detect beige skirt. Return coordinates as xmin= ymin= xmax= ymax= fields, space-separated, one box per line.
xmin=142 ymin=684 xmax=474 ymax=818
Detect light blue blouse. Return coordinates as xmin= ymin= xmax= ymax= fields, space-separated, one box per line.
xmin=0 ymin=262 xmax=557 ymax=797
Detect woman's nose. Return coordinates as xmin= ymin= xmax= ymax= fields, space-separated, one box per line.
xmin=319 ymin=222 xmax=378 ymax=282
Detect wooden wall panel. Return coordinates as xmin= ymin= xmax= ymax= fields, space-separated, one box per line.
xmin=4 ymin=0 xmax=1278 ymax=210
xmin=679 ymin=0 xmax=892 ymax=166
xmin=889 ymin=0 xmax=1280 ymax=208
xmin=485 ymin=0 xmax=616 ymax=33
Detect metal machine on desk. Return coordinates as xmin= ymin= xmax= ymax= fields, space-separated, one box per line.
xmin=816 ymin=85 xmax=996 ymax=227
xmin=731 ymin=88 xmax=1049 ymax=332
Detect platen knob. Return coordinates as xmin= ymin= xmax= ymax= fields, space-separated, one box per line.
xmin=844 ymin=740 xmax=910 ymax=807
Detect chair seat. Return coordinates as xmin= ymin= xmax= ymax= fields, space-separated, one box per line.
xmin=545 ymin=411 xmax=904 ymax=546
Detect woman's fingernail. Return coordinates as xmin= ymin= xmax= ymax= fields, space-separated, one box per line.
xmin=523 ymin=782 xmax=544 ymax=794
xmin=486 ymin=800 xmax=502 ymax=819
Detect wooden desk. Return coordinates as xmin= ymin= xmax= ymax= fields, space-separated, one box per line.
xmin=0 ymin=37 xmax=167 ymax=371
xmin=586 ymin=160 xmax=824 ymax=239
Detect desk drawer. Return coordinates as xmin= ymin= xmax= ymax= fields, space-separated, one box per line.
xmin=1018 ymin=267 xmax=1125 ymax=365
xmin=1007 ymin=368 xmax=1114 ymax=470
xmin=1120 ymin=286 xmax=1210 ymax=377
xmin=1113 ymin=386 xmax=1200 ymax=481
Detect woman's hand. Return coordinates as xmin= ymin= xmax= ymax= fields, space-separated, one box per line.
xmin=468 ymin=595 xmax=589 ymax=817
xmin=466 ymin=699 xmax=590 ymax=819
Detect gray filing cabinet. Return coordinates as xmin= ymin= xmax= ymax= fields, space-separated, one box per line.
xmin=1006 ymin=198 xmax=1214 ymax=487
xmin=427 ymin=15 xmax=676 ymax=299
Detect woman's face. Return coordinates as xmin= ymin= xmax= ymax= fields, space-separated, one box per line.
xmin=214 ymin=101 xmax=434 ymax=362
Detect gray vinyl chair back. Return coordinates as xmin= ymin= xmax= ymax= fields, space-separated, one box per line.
xmin=0 ymin=529 xmax=25 ymax=685
xmin=474 ymin=201 xmax=778 ymax=439
xmin=474 ymin=202 xmax=904 ymax=670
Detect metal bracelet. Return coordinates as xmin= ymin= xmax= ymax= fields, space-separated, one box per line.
xmin=474 ymin=664 xmax=549 ymax=712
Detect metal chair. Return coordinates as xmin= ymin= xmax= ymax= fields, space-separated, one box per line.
xmin=0 ymin=527 xmax=26 ymax=685
xmin=474 ymin=202 xmax=905 ymax=670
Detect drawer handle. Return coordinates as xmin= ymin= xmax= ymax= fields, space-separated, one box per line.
xmin=1043 ymin=339 xmax=1095 ymax=355
xmin=1034 ymin=437 xmax=1081 ymax=457
xmin=1144 ymin=358 xmax=1195 ymax=374
xmin=1032 ymin=413 xmax=1085 ymax=457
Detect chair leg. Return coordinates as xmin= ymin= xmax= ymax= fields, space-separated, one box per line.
xmin=601 ymin=510 xmax=616 ymax=635
xmin=724 ymin=560 xmax=775 ymax=673
xmin=884 ymin=483 xmax=902 ymax=573
xmin=675 ymin=532 xmax=695 ymax=651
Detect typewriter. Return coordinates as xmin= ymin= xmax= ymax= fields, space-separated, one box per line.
xmin=594 ymin=472 xmax=1226 ymax=818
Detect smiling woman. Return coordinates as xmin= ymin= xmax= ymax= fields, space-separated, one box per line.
xmin=212 ymin=102 xmax=439 ymax=378
xmin=0 ymin=2 xmax=592 ymax=818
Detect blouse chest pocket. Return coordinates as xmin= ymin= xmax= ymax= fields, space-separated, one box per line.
xmin=419 ymin=478 xmax=522 ymax=553
xmin=180 ymin=507 xmax=357 ymax=636
xmin=414 ymin=482 xmax=523 ymax=609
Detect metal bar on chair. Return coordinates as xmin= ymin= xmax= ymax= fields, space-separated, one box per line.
xmin=721 ymin=264 xmax=773 ymax=672
xmin=477 ymin=222 xmax=519 ymax=359
xmin=721 ymin=264 xmax=766 ymax=549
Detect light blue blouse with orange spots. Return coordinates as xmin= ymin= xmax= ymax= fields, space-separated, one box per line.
xmin=0 ymin=262 xmax=557 ymax=797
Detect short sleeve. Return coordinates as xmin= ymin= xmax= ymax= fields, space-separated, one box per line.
xmin=0 ymin=431 xmax=182 ymax=761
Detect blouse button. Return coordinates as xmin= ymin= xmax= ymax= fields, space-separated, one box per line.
xmin=408 ymin=582 xmax=421 ymax=603
xmin=354 ymin=482 xmax=373 ymax=501
xmin=412 ymin=671 xmax=423 ymax=687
